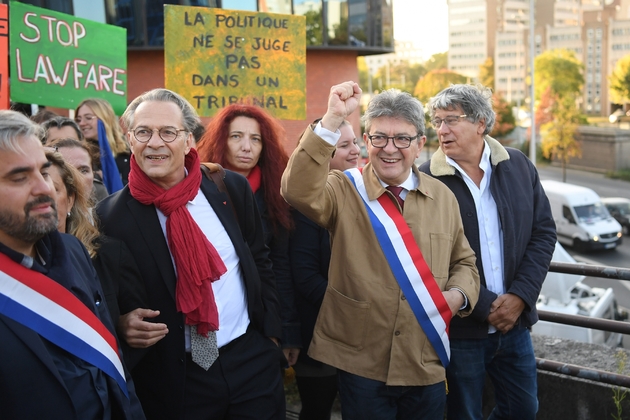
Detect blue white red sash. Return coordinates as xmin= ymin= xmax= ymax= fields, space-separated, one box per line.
xmin=345 ymin=168 xmax=452 ymax=367
xmin=0 ymin=252 xmax=129 ymax=397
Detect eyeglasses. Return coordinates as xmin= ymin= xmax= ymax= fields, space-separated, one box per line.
xmin=131 ymin=127 xmax=188 ymax=143
xmin=366 ymin=134 xmax=420 ymax=149
xmin=431 ymin=115 xmax=469 ymax=128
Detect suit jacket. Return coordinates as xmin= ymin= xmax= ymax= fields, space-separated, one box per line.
xmin=0 ymin=232 xmax=144 ymax=420
xmin=96 ymin=169 xmax=282 ymax=419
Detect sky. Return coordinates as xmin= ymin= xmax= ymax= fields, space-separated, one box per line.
xmin=392 ymin=0 xmax=449 ymax=60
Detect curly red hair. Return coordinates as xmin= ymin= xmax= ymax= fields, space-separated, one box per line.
xmin=197 ymin=104 xmax=292 ymax=232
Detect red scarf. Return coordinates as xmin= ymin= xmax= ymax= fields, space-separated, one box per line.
xmin=128 ymin=148 xmax=226 ymax=335
xmin=247 ymin=165 xmax=262 ymax=193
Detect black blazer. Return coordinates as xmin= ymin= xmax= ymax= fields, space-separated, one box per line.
xmin=96 ymin=169 xmax=281 ymax=419
xmin=0 ymin=234 xmax=144 ymax=420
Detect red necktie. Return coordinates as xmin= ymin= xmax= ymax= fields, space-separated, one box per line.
xmin=386 ymin=186 xmax=404 ymax=211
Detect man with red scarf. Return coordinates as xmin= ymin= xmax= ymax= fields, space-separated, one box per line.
xmin=96 ymin=89 xmax=285 ymax=419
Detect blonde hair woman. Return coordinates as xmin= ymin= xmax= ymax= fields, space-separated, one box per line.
xmin=75 ymin=98 xmax=130 ymax=186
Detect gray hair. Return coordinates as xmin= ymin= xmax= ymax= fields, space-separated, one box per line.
xmin=428 ymin=84 xmax=496 ymax=136
xmin=121 ymin=88 xmax=201 ymax=133
xmin=0 ymin=110 xmax=44 ymax=153
xmin=361 ymin=89 xmax=425 ymax=136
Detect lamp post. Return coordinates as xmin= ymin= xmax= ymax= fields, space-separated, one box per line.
xmin=529 ymin=0 xmax=536 ymax=165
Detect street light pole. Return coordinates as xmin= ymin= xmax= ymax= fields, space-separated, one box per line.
xmin=529 ymin=0 xmax=536 ymax=165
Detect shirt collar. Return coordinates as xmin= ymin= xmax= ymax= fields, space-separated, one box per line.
xmin=376 ymin=168 xmax=418 ymax=191
xmin=445 ymin=139 xmax=492 ymax=177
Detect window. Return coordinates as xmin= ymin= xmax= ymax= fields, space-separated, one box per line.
xmin=563 ymin=206 xmax=576 ymax=224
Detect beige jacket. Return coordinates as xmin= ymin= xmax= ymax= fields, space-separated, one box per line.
xmin=281 ymin=127 xmax=480 ymax=386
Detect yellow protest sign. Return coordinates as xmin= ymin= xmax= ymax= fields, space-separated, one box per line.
xmin=165 ymin=5 xmax=306 ymax=119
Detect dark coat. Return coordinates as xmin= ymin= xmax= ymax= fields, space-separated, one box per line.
xmin=96 ymin=169 xmax=282 ymax=419
xmin=0 ymin=232 xmax=144 ymax=420
xmin=289 ymin=210 xmax=331 ymax=365
xmin=254 ymin=189 xmax=301 ymax=348
xmin=419 ymin=137 xmax=556 ymax=339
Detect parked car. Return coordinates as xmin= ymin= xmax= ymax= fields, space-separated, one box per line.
xmin=601 ymin=197 xmax=630 ymax=236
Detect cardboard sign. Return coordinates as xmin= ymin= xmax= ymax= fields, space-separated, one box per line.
xmin=9 ymin=2 xmax=127 ymax=114
xmin=164 ymin=5 xmax=306 ymax=119
xmin=0 ymin=4 xmax=8 ymax=109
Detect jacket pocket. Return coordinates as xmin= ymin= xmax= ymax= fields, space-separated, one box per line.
xmin=318 ymin=286 xmax=370 ymax=351
xmin=429 ymin=233 xmax=452 ymax=280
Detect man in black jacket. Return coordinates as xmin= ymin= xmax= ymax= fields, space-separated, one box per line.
xmin=96 ymin=89 xmax=285 ymax=420
xmin=0 ymin=110 xmax=144 ymax=419
xmin=419 ymin=84 xmax=556 ymax=420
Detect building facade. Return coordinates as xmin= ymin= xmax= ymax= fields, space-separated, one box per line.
xmin=450 ymin=0 xmax=630 ymax=117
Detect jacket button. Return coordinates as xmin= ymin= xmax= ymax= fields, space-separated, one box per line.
xmin=394 ymin=331 xmax=401 ymax=336
xmin=467 ymin=212 xmax=473 ymax=217
xmin=179 ymin=358 xmax=184 ymax=364
xmin=401 ymin=295 xmax=406 ymax=300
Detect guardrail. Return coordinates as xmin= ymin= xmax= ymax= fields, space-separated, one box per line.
xmin=536 ymin=261 xmax=630 ymax=387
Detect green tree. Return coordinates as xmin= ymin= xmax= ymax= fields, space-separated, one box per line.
xmin=304 ymin=10 xmax=323 ymax=46
xmin=479 ymin=57 xmax=495 ymax=90
xmin=534 ymin=49 xmax=584 ymax=102
xmin=491 ymin=94 xmax=515 ymax=138
xmin=413 ymin=69 xmax=467 ymax=104
xmin=425 ymin=52 xmax=448 ymax=72
xmin=610 ymin=55 xmax=630 ymax=105
xmin=373 ymin=61 xmax=426 ymax=94
xmin=540 ymin=90 xmax=582 ymax=182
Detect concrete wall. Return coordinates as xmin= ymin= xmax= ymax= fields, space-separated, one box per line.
xmin=558 ymin=126 xmax=630 ymax=172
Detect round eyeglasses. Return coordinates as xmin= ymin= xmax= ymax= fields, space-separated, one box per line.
xmin=366 ymin=134 xmax=420 ymax=149
xmin=131 ymin=127 xmax=188 ymax=143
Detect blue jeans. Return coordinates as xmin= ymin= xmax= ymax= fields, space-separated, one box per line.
xmin=337 ymin=370 xmax=446 ymax=420
xmin=446 ymin=327 xmax=538 ymax=420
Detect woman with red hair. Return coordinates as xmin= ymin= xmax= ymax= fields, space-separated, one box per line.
xmin=197 ymin=104 xmax=300 ymax=366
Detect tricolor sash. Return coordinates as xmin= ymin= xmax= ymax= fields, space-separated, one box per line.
xmin=345 ymin=168 xmax=452 ymax=367
xmin=0 ymin=252 xmax=129 ymax=397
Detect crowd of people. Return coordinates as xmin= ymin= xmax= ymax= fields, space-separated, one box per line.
xmin=0 ymin=80 xmax=555 ymax=420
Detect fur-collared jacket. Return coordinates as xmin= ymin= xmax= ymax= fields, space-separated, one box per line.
xmin=419 ymin=136 xmax=556 ymax=339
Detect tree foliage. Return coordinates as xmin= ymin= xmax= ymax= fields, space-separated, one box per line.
xmin=479 ymin=57 xmax=495 ymax=91
xmin=491 ymin=94 xmax=515 ymax=138
xmin=373 ymin=61 xmax=426 ymax=94
xmin=534 ymin=49 xmax=584 ymax=102
xmin=539 ymin=88 xmax=582 ymax=182
xmin=414 ymin=69 xmax=467 ymax=104
xmin=425 ymin=52 xmax=448 ymax=72
xmin=304 ymin=10 xmax=323 ymax=46
xmin=610 ymin=55 xmax=630 ymax=104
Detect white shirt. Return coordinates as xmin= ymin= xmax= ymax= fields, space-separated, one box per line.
xmin=156 ymin=189 xmax=250 ymax=349
xmin=446 ymin=141 xmax=504 ymax=332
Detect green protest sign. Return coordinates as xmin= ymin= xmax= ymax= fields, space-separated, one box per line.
xmin=164 ymin=5 xmax=306 ymax=119
xmin=10 ymin=2 xmax=127 ymax=114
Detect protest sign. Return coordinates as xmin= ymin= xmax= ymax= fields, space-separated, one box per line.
xmin=165 ymin=5 xmax=306 ymax=119
xmin=0 ymin=4 xmax=8 ymax=109
xmin=9 ymin=2 xmax=127 ymax=114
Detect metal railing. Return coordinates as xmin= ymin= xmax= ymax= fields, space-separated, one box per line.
xmin=535 ymin=261 xmax=630 ymax=387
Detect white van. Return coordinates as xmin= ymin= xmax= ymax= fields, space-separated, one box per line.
xmin=540 ymin=180 xmax=622 ymax=251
